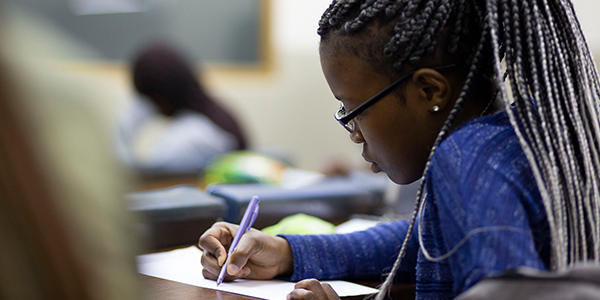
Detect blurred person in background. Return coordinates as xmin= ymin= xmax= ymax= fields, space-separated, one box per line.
xmin=0 ymin=4 xmax=142 ymax=300
xmin=115 ymin=42 xmax=248 ymax=175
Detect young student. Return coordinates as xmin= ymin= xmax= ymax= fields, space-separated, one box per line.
xmin=199 ymin=0 xmax=600 ymax=299
xmin=115 ymin=43 xmax=247 ymax=174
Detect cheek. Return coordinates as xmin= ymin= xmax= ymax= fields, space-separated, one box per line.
xmin=361 ymin=113 xmax=406 ymax=159
xmin=364 ymin=113 xmax=424 ymax=183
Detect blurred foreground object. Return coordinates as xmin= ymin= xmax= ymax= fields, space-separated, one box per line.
xmin=455 ymin=263 xmax=600 ymax=300
xmin=0 ymin=6 xmax=141 ymax=300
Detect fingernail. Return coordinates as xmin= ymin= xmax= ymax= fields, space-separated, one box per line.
xmin=227 ymin=264 xmax=239 ymax=275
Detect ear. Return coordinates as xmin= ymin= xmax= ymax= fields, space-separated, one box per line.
xmin=410 ymin=68 xmax=452 ymax=113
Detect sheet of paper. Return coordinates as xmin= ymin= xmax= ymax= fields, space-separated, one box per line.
xmin=137 ymin=246 xmax=379 ymax=300
xmin=335 ymin=218 xmax=381 ymax=234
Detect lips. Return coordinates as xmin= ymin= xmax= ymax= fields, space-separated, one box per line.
xmin=370 ymin=162 xmax=381 ymax=173
xmin=362 ymin=155 xmax=381 ymax=173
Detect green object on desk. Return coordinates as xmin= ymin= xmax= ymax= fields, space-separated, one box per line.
xmin=203 ymin=151 xmax=287 ymax=186
xmin=261 ymin=213 xmax=336 ymax=235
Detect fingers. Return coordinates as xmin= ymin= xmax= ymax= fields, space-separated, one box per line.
xmin=287 ymin=279 xmax=340 ymax=300
xmin=198 ymin=222 xmax=236 ymax=265
xmin=199 ymin=222 xmax=291 ymax=281
xmin=295 ymin=279 xmax=330 ymax=300
xmin=201 ymin=245 xmax=252 ymax=281
xmin=199 ymin=222 xmax=236 ymax=280
xmin=321 ymin=283 xmax=338 ymax=299
xmin=199 ymin=222 xmax=257 ymax=281
xmin=226 ymin=239 xmax=257 ymax=276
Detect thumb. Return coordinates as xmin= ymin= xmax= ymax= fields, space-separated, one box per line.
xmin=227 ymin=248 xmax=250 ymax=276
xmin=226 ymin=237 xmax=257 ymax=276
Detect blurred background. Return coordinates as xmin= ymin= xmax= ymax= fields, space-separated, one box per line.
xmin=5 ymin=0 xmax=600 ymax=173
xmin=3 ymin=1 xmax=600 ymax=298
xmin=2 ymin=0 xmax=364 ymax=174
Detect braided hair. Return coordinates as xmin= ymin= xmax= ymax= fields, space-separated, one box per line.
xmin=318 ymin=0 xmax=600 ymax=298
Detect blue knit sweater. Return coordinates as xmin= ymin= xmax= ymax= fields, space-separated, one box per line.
xmin=280 ymin=111 xmax=551 ymax=299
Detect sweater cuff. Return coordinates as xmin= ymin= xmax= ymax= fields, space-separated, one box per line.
xmin=278 ymin=234 xmax=320 ymax=281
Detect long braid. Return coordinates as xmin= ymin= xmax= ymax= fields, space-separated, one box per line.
xmin=510 ymin=0 xmax=570 ymax=265
xmin=492 ymin=0 xmax=600 ymax=269
xmin=559 ymin=0 xmax=600 ymax=259
xmin=533 ymin=2 xmax=584 ymax=261
xmin=540 ymin=0 xmax=589 ymax=261
xmin=318 ymin=0 xmax=600 ymax=298
xmin=531 ymin=0 xmax=583 ymax=262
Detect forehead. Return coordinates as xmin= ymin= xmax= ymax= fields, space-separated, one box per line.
xmin=319 ymin=50 xmax=390 ymax=103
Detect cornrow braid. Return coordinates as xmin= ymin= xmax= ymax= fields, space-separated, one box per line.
xmin=317 ymin=0 xmax=360 ymax=36
xmin=344 ymin=0 xmax=390 ymax=33
xmin=383 ymin=0 xmax=425 ymax=59
xmin=412 ymin=0 xmax=453 ymax=61
xmin=318 ymin=0 xmax=600 ymax=298
xmin=448 ymin=0 xmax=467 ymax=53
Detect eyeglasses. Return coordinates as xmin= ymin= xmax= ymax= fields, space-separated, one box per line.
xmin=334 ymin=64 xmax=456 ymax=133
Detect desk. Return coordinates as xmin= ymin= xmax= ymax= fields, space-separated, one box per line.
xmin=141 ymin=275 xmax=380 ymax=300
xmin=142 ymin=275 xmax=257 ymax=300
xmin=141 ymin=273 xmax=414 ymax=300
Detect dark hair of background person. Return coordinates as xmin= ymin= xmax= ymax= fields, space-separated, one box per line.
xmin=132 ymin=42 xmax=247 ymax=150
xmin=0 ymin=60 xmax=93 ymax=300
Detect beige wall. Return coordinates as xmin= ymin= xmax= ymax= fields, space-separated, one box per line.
xmin=49 ymin=0 xmax=600 ymax=173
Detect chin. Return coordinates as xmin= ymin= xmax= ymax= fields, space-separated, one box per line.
xmin=387 ymin=172 xmax=420 ymax=185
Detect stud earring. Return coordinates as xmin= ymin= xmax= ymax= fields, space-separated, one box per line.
xmin=432 ymin=105 xmax=440 ymax=112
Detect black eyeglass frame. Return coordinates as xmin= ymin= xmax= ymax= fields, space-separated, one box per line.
xmin=334 ymin=64 xmax=456 ymax=132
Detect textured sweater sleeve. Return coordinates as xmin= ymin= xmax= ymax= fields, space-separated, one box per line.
xmin=279 ymin=220 xmax=418 ymax=283
xmin=426 ymin=113 xmax=550 ymax=295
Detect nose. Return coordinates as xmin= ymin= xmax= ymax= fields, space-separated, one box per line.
xmin=349 ymin=127 xmax=365 ymax=144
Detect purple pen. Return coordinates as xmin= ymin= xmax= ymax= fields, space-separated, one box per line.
xmin=216 ymin=195 xmax=260 ymax=286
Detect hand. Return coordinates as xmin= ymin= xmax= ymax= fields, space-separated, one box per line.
xmin=198 ymin=221 xmax=293 ymax=282
xmin=287 ymin=279 xmax=341 ymax=300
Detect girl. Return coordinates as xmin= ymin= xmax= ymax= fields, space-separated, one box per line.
xmin=115 ymin=43 xmax=247 ymax=174
xmin=199 ymin=0 xmax=600 ymax=299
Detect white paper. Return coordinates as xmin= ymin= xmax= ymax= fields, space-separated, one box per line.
xmin=137 ymin=246 xmax=379 ymax=300
xmin=335 ymin=218 xmax=381 ymax=234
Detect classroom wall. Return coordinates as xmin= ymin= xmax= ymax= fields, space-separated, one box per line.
xmin=42 ymin=0 xmax=363 ymax=172
xmin=93 ymin=0 xmax=366 ymax=172
xmin=205 ymin=0 xmax=366 ymax=171
xmin=41 ymin=0 xmax=600 ymax=173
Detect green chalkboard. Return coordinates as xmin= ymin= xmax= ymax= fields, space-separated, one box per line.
xmin=7 ymin=0 xmax=265 ymax=64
